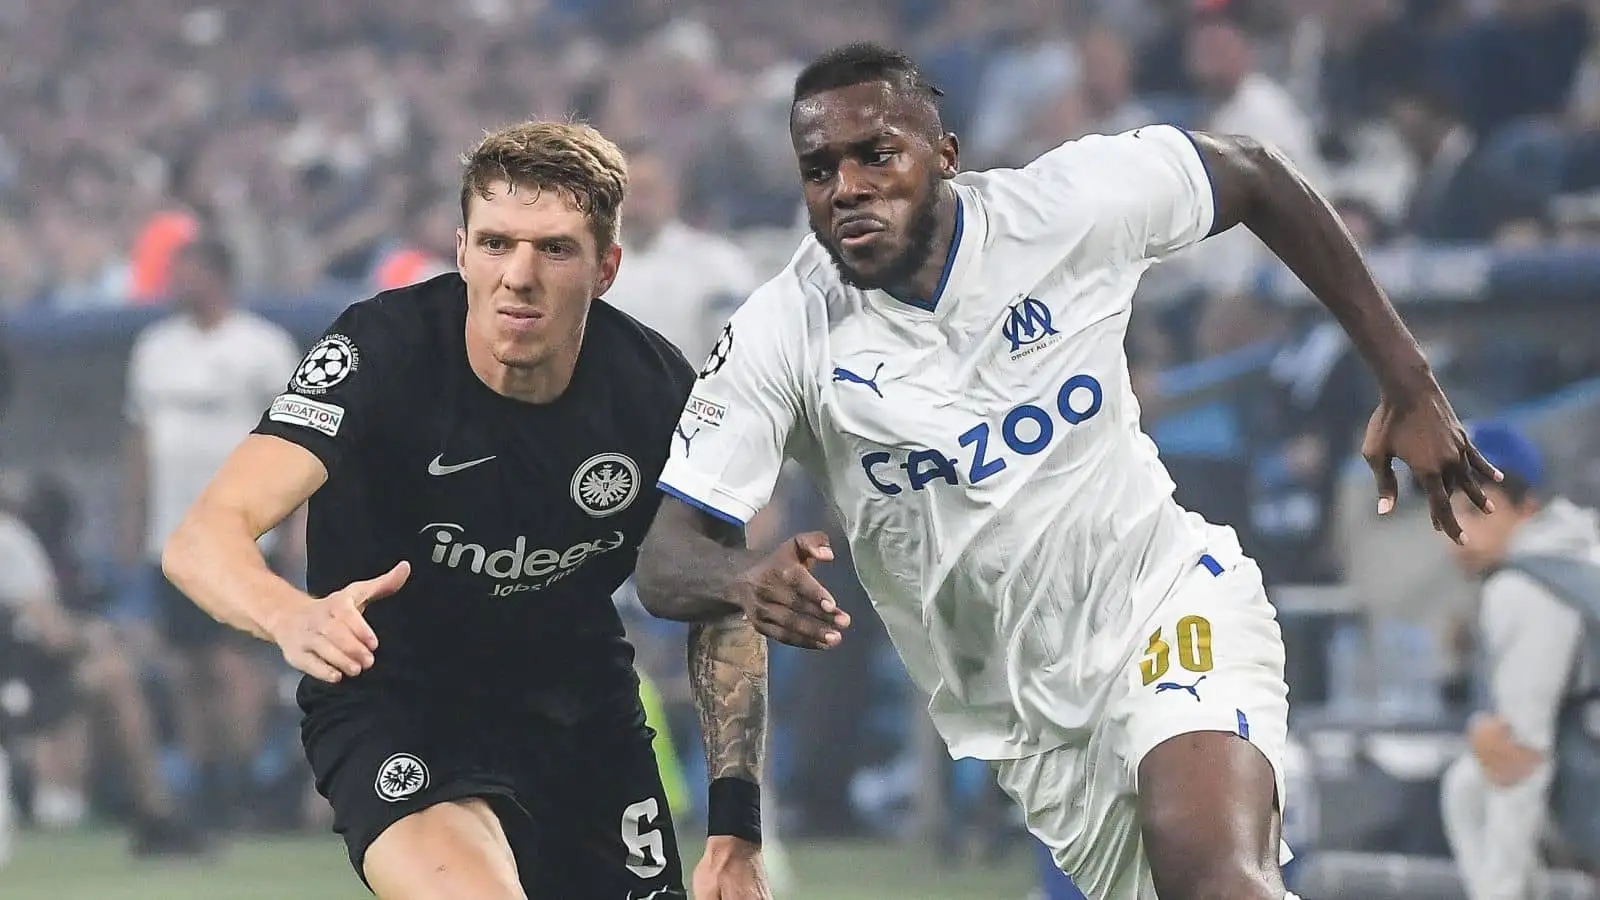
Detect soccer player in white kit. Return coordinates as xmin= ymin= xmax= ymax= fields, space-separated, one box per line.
xmin=635 ymin=43 xmax=1501 ymax=900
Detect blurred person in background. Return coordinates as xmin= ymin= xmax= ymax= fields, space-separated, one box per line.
xmin=1441 ymin=422 xmax=1600 ymax=899
xmin=1387 ymin=77 xmax=1554 ymax=243
xmin=1184 ymin=0 xmax=1330 ymax=292
xmin=604 ymin=144 xmax=761 ymax=364
xmin=1245 ymin=304 xmax=1377 ymax=587
xmin=368 ymin=191 xmax=456 ymax=292
xmin=967 ymin=0 xmax=1083 ymax=166
xmin=1077 ymin=24 xmax=1160 ymax=136
xmin=121 ymin=236 xmax=304 ymax=829
xmin=0 ymin=475 xmax=206 ymax=857
xmin=1450 ymin=0 xmax=1589 ymax=142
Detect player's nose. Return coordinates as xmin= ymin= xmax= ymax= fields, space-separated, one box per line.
xmin=500 ymin=243 xmax=540 ymax=291
xmin=830 ymin=160 xmax=876 ymax=209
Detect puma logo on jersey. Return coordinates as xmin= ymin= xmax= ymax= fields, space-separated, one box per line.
xmin=428 ymin=454 xmax=496 ymax=476
xmin=1154 ymin=675 xmax=1206 ymax=701
xmin=832 ymin=362 xmax=885 ymax=398
xmin=675 ymin=424 xmax=700 ymax=454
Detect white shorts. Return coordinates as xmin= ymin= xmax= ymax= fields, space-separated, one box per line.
xmin=993 ymin=554 xmax=1293 ymax=900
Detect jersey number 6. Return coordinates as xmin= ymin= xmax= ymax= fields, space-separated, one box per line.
xmin=1139 ymin=615 xmax=1214 ymax=685
xmin=621 ymin=797 xmax=668 ymax=879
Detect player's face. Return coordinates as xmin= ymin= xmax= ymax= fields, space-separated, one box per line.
xmin=1449 ymin=488 xmax=1533 ymax=575
xmin=169 ymin=253 xmax=224 ymax=314
xmin=457 ymin=181 xmax=621 ymax=371
xmin=792 ymin=82 xmax=956 ymax=292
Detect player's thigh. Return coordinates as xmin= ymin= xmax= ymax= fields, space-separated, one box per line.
xmin=993 ymin=738 xmax=1148 ymax=900
xmin=363 ymin=797 xmax=525 ymax=900
xmin=530 ymin=717 xmax=687 ymax=898
xmin=300 ymin=697 xmax=530 ymax=891
xmin=1118 ymin=557 xmax=1291 ymax=898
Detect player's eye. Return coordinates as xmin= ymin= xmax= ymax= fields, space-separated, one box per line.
xmin=869 ymin=149 xmax=897 ymax=166
xmin=541 ymin=241 xmax=576 ymax=259
xmin=803 ymin=166 xmax=832 ymax=184
xmin=480 ymin=236 xmax=510 ymax=253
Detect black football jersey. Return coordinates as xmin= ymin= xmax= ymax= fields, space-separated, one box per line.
xmin=253 ymin=274 xmax=695 ymax=719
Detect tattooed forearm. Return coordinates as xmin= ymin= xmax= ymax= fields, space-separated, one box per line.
xmin=689 ymin=612 xmax=769 ymax=783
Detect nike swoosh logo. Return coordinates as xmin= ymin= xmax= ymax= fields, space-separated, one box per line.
xmin=427 ymin=454 xmax=496 ymax=476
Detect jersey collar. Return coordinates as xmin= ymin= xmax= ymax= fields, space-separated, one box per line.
xmin=869 ymin=184 xmax=984 ymax=318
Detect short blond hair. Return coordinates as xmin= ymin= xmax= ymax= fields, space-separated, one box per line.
xmin=459 ymin=121 xmax=630 ymax=251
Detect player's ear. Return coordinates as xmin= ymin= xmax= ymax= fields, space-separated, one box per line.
xmin=595 ymin=243 xmax=623 ymax=296
xmin=455 ymin=227 xmax=467 ymax=271
xmin=937 ymin=132 xmax=959 ymax=180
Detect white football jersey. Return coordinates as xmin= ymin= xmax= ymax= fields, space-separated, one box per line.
xmin=659 ymin=125 xmax=1248 ymax=760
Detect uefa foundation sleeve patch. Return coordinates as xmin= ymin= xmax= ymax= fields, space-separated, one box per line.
xmin=268 ymin=393 xmax=345 ymax=437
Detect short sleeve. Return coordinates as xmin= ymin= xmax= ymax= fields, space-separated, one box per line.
xmin=657 ymin=284 xmax=805 ymax=526
xmin=252 ymin=301 xmax=398 ymax=476
xmin=1024 ymin=124 xmax=1216 ymax=263
xmin=0 ymin=516 xmax=56 ymax=607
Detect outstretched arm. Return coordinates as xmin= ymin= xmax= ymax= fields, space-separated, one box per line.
xmin=636 ymin=498 xmax=757 ymax=622
xmin=1191 ymin=131 xmax=1428 ymax=396
xmin=1189 ymin=130 xmax=1499 ymax=536
xmin=638 ymin=499 xmax=770 ymax=788
xmin=638 ymin=497 xmax=849 ymax=650
xmin=661 ymin=503 xmax=775 ymax=897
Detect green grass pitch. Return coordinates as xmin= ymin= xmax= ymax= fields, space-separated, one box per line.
xmin=2 ymin=828 xmax=1035 ymax=899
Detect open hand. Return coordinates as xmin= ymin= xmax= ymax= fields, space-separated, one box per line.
xmin=732 ymin=532 xmax=850 ymax=650
xmin=268 ymin=561 xmax=409 ymax=683
xmin=1362 ymin=384 xmax=1501 ymax=544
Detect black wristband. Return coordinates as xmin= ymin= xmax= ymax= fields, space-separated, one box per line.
xmin=706 ymin=777 xmax=762 ymax=845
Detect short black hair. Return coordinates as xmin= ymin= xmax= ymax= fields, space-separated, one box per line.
xmin=793 ymin=42 xmax=944 ymax=107
xmin=178 ymin=236 xmax=235 ymax=281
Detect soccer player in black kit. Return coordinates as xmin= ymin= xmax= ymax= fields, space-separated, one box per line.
xmin=162 ymin=122 xmax=773 ymax=900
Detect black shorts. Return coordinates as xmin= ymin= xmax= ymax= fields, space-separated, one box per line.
xmin=302 ymin=690 xmax=685 ymax=897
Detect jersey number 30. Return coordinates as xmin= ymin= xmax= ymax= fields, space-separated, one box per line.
xmin=1139 ymin=615 xmax=1214 ymax=685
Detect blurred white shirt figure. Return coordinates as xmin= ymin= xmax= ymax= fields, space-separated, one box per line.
xmin=126 ymin=243 xmax=301 ymax=563
xmin=604 ymin=148 xmax=761 ymax=364
xmin=1182 ymin=2 xmax=1327 ymax=293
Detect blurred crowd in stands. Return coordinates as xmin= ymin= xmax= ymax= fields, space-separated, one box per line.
xmin=10 ymin=0 xmax=1600 ymax=318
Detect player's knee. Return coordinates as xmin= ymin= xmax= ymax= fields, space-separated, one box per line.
xmin=364 ymin=799 xmax=525 ymax=900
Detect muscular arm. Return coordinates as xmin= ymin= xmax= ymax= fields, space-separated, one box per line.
xmin=641 ymin=497 xmax=771 ymax=833
xmin=1192 ymin=131 xmax=1434 ymax=398
xmin=161 ymin=434 xmax=325 ymax=641
xmin=689 ymin=613 xmax=769 ymax=785
xmin=636 ymin=498 xmax=761 ymax=621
